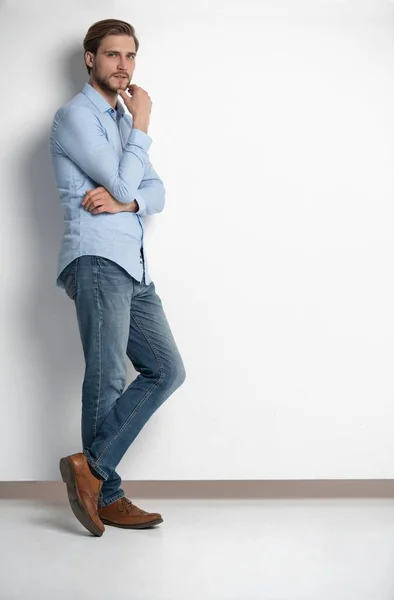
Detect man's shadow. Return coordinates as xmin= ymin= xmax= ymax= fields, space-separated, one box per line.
xmin=22 ymin=47 xmax=152 ymax=479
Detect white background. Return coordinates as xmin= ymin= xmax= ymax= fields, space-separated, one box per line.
xmin=1 ymin=0 xmax=394 ymax=480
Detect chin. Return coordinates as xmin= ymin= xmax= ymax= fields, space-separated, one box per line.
xmin=106 ymin=82 xmax=121 ymax=93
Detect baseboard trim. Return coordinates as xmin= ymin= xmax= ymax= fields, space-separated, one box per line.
xmin=1 ymin=480 xmax=394 ymax=503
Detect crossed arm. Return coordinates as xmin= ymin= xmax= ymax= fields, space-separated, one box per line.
xmin=53 ymin=106 xmax=165 ymax=217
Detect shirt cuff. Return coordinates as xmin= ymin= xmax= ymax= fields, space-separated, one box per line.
xmin=134 ymin=191 xmax=146 ymax=216
xmin=127 ymin=128 xmax=153 ymax=152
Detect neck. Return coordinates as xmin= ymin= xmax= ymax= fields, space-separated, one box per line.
xmin=88 ymin=78 xmax=118 ymax=109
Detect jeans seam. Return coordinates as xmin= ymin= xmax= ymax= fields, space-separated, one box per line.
xmin=93 ymin=258 xmax=102 ymax=441
xmin=72 ymin=257 xmax=78 ymax=300
xmin=94 ymin=310 xmax=164 ymax=467
xmin=83 ymin=449 xmax=108 ymax=480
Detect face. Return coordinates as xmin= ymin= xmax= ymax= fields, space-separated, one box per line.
xmin=85 ymin=34 xmax=136 ymax=94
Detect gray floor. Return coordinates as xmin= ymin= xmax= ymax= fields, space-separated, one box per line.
xmin=1 ymin=497 xmax=394 ymax=599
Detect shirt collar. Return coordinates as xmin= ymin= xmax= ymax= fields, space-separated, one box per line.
xmin=81 ymin=82 xmax=125 ymax=119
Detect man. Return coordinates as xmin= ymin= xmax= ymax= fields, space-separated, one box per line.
xmin=51 ymin=18 xmax=186 ymax=537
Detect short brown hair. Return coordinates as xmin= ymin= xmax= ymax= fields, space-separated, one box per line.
xmin=83 ymin=19 xmax=140 ymax=74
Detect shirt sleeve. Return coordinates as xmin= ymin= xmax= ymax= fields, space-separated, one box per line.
xmin=53 ymin=106 xmax=152 ymax=204
xmin=134 ymin=160 xmax=166 ymax=217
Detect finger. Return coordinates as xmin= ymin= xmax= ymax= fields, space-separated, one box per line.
xmin=87 ymin=201 xmax=97 ymax=212
xmin=83 ymin=196 xmax=95 ymax=211
xmin=91 ymin=204 xmax=105 ymax=215
xmin=87 ymin=187 xmax=104 ymax=199
xmin=83 ymin=187 xmax=105 ymax=203
xmin=82 ymin=190 xmax=90 ymax=206
xmin=89 ymin=192 xmax=105 ymax=203
xmin=86 ymin=194 xmax=105 ymax=210
xmin=82 ymin=189 xmax=99 ymax=206
xmin=88 ymin=198 xmax=106 ymax=212
xmin=84 ymin=199 xmax=96 ymax=211
xmin=83 ymin=200 xmax=93 ymax=211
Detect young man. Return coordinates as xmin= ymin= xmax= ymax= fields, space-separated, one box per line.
xmin=51 ymin=19 xmax=186 ymax=537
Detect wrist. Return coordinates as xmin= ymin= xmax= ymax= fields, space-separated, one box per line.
xmin=121 ymin=200 xmax=139 ymax=213
xmin=132 ymin=118 xmax=149 ymax=134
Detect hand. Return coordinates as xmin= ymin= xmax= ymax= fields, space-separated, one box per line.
xmin=82 ymin=187 xmax=125 ymax=215
xmin=117 ymin=84 xmax=152 ymax=124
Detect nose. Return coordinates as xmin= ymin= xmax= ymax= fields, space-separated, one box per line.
xmin=117 ymin=56 xmax=128 ymax=71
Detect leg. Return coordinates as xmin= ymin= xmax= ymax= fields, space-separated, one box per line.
xmin=82 ymin=277 xmax=186 ymax=489
xmin=61 ymin=255 xmax=133 ymax=507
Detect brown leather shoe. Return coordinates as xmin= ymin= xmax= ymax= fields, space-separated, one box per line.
xmin=99 ymin=497 xmax=163 ymax=529
xmin=59 ymin=452 xmax=105 ymax=537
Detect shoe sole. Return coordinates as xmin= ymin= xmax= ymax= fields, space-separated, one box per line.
xmin=59 ymin=457 xmax=104 ymax=537
xmin=100 ymin=517 xmax=163 ymax=529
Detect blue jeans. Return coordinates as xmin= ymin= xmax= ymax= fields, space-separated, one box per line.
xmin=59 ymin=255 xmax=186 ymax=507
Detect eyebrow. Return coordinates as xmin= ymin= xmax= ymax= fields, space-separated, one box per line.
xmin=104 ymin=50 xmax=136 ymax=56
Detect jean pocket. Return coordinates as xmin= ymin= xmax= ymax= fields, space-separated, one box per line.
xmin=59 ymin=259 xmax=77 ymax=300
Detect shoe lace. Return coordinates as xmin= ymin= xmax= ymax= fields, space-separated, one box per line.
xmin=122 ymin=497 xmax=133 ymax=513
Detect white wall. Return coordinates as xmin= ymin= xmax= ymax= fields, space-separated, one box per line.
xmin=2 ymin=0 xmax=394 ymax=480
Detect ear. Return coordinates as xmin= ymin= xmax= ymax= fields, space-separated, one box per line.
xmin=84 ymin=50 xmax=94 ymax=70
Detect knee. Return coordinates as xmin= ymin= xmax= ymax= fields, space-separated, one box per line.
xmin=165 ymin=359 xmax=186 ymax=392
xmin=176 ymin=360 xmax=187 ymax=388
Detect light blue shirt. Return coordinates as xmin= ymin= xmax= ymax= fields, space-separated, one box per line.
xmin=50 ymin=82 xmax=165 ymax=288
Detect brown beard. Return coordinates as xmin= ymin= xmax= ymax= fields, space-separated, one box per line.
xmin=93 ymin=67 xmax=130 ymax=94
